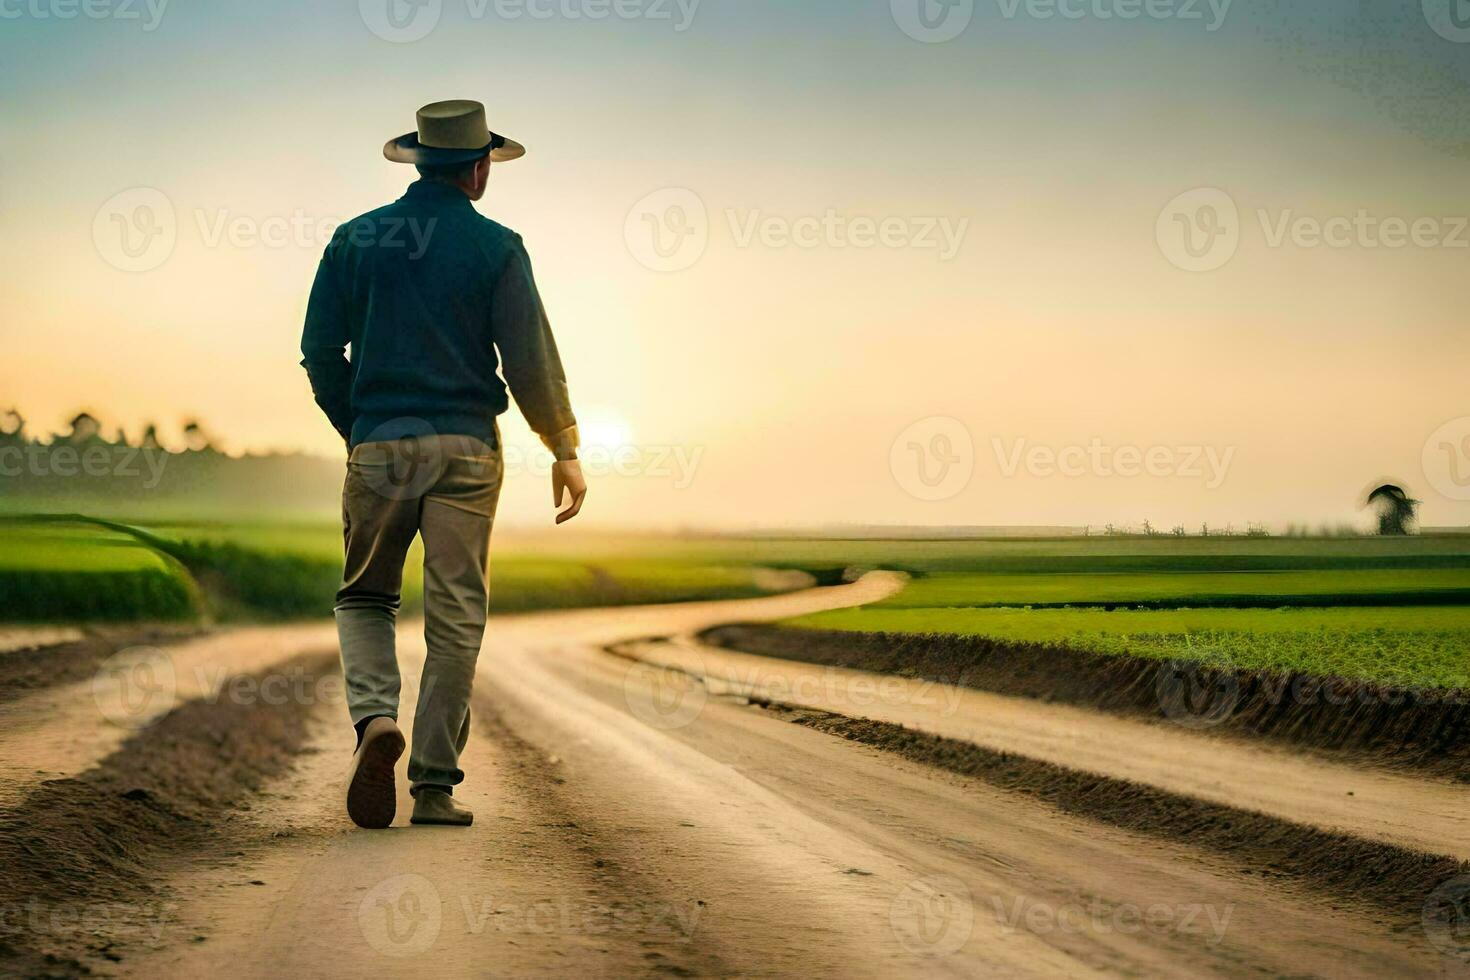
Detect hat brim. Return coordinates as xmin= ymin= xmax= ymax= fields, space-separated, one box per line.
xmin=383 ymin=131 xmax=526 ymax=165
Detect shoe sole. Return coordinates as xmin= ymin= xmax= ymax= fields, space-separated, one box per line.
xmin=346 ymin=727 xmax=405 ymax=829
xmin=410 ymin=812 xmax=474 ymax=827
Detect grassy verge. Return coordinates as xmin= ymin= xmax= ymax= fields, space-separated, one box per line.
xmin=0 ymin=517 xmax=814 ymax=623
xmin=0 ymin=522 xmax=200 ymax=621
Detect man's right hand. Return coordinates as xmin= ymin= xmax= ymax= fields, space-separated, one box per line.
xmin=552 ymin=459 xmax=587 ymax=525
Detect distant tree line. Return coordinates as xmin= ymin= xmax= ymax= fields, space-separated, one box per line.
xmin=0 ymin=407 xmax=339 ymax=513
xmin=0 ymin=409 xmax=217 ymax=453
xmin=1087 ymin=522 xmax=1274 ymax=538
xmin=1082 ymin=479 xmax=1423 ymax=539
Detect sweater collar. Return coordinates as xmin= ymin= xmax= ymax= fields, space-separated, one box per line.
xmin=401 ymin=179 xmax=473 ymax=207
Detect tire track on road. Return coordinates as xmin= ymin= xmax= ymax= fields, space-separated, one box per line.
xmin=471 ymin=699 xmax=729 ymax=977
xmin=0 ymin=651 xmax=338 ymax=977
xmin=0 ymin=624 xmax=338 ymax=809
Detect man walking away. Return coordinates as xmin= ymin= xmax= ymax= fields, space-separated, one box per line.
xmin=301 ymin=100 xmax=587 ymax=829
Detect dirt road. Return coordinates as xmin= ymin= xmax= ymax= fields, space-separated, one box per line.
xmin=616 ymin=635 xmax=1470 ymax=862
xmin=8 ymin=576 xmax=1461 ymax=977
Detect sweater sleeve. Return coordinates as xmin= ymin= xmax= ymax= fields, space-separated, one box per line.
xmin=299 ymin=240 xmax=355 ymax=444
xmin=491 ymin=237 xmax=579 ymax=457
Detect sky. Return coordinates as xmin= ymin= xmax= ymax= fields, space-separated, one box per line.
xmin=2 ymin=0 xmax=1469 ymax=530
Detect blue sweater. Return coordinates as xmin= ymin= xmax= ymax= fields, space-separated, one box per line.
xmin=301 ymin=180 xmax=577 ymax=453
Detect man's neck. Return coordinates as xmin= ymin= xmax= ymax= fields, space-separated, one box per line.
xmin=405 ymin=179 xmax=474 ymax=204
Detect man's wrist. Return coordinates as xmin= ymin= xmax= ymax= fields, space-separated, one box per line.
xmin=542 ymin=424 xmax=580 ymax=462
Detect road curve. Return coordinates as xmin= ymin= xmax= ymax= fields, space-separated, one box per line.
xmin=99 ymin=576 xmax=1447 ymax=977
xmin=615 ymin=635 xmax=1470 ymax=862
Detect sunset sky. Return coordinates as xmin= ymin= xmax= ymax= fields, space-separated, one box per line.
xmin=3 ymin=1 xmax=1468 ymax=529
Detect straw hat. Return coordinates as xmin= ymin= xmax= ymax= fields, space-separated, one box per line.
xmin=383 ymin=99 xmax=525 ymax=166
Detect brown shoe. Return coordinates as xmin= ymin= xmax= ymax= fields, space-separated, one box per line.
xmin=410 ymin=789 xmax=474 ymax=827
xmin=346 ymin=716 xmax=405 ymax=829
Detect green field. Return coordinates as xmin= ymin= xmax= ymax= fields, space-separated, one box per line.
xmin=1 ymin=523 xmax=176 ymax=573
xmin=780 ymin=537 xmax=1470 ymax=689
xmin=138 ymin=523 xmax=804 ymax=614
xmin=626 ymin=534 xmax=1470 ymax=574
xmin=787 ymin=605 xmax=1470 ymax=689
xmin=0 ymin=517 xmax=821 ymax=622
xmin=876 ymin=569 xmax=1470 ymax=609
xmin=7 ymin=519 xmax=1470 ymax=689
xmin=0 ymin=523 xmax=199 ymax=621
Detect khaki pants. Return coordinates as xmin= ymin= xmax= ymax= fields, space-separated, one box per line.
xmin=334 ymin=434 xmax=503 ymax=793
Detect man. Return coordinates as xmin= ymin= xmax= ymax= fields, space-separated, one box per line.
xmin=301 ymin=100 xmax=586 ymax=830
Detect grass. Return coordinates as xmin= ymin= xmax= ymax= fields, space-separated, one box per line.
xmin=785 ymin=544 xmax=1470 ymax=689
xmin=641 ymin=534 xmax=1470 ymax=575
xmin=0 ymin=523 xmax=200 ymax=621
xmin=879 ymin=569 xmax=1470 ymax=609
xmin=145 ymin=521 xmax=347 ymax=562
xmin=0 ymin=523 xmax=177 ymax=573
xmin=785 ymin=605 xmax=1470 ymax=689
xmin=10 ymin=517 xmax=1470 ymax=689
xmin=141 ymin=525 xmax=800 ymax=615
xmin=128 ymin=525 xmax=845 ymax=614
xmin=747 ymin=536 xmax=1470 ymax=688
xmin=0 ymin=517 xmax=813 ymax=622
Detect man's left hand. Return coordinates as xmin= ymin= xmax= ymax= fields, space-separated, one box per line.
xmin=552 ymin=459 xmax=587 ymax=525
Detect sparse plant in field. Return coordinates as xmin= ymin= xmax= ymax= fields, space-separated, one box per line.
xmin=65 ymin=412 xmax=102 ymax=444
xmin=1367 ymin=484 xmax=1419 ymax=537
xmin=181 ymin=419 xmax=215 ymax=453
xmin=0 ymin=408 xmax=24 ymax=439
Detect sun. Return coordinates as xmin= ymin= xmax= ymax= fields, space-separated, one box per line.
xmin=578 ymin=412 xmax=634 ymax=451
